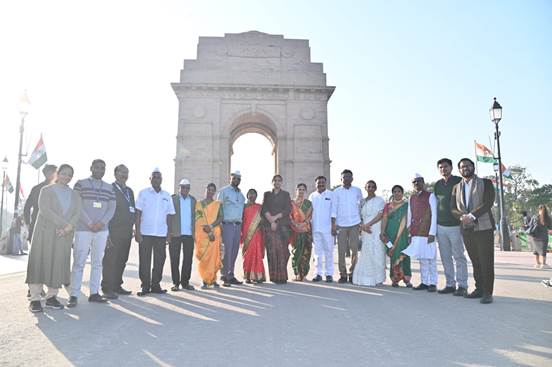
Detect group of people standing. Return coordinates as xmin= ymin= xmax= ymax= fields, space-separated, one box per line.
xmin=25 ymin=161 xmax=133 ymax=312
xmin=24 ymin=155 xmax=498 ymax=313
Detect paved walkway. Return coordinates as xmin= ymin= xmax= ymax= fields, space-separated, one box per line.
xmin=0 ymin=253 xmax=28 ymax=276
xmin=0 ymin=247 xmax=551 ymax=367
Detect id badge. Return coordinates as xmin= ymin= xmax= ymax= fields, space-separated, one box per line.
xmin=129 ymin=206 xmax=135 ymax=213
xmin=93 ymin=201 xmax=102 ymax=209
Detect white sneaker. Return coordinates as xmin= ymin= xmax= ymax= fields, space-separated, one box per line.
xmin=534 ymin=264 xmax=541 ymax=268
xmin=540 ymin=264 xmax=550 ymax=269
xmin=542 ymin=279 xmax=552 ymax=287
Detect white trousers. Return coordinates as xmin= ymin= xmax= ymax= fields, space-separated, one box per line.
xmin=420 ymin=258 xmax=438 ymax=286
xmin=70 ymin=230 xmax=109 ymax=296
xmin=313 ymin=232 xmax=335 ymax=276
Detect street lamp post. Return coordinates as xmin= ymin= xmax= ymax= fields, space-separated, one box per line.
xmin=490 ymin=97 xmax=510 ymax=251
xmin=0 ymin=156 xmax=8 ymax=236
xmin=493 ymin=161 xmax=503 ymax=249
xmin=14 ymin=91 xmax=30 ymax=215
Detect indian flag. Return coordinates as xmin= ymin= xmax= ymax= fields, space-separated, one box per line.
xmin=501 ymin=163 xmax=512 ymax=179
xmin=27 ymin=135 xmax=48 ymax=169
xmin=475 ymin=142 xmax=495 ymax=163
xmin=3 ymin=175 xmax=14 ymax=194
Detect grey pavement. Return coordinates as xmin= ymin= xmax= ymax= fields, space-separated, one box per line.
xmin=0 ymin=246 xmax=551 ymax=367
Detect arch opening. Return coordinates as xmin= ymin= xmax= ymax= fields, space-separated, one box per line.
xmin=230 ymin=131 xmax=276 ymax=196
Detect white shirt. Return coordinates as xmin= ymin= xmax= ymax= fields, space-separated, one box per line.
xmin=464 ymin=179 xmax=473 ymax=208
xmin=309 ymin=189 xmax=336 ymax=234
xmin=135 ymin=187 xmax=176 ymax=237
xmin=333 ymin=185 xmax=363 ymax=227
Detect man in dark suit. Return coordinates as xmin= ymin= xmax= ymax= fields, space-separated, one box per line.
xmin=102 ymin=164 xmax=136 ymax=299
xmin=23 ymin=164 xmax=57 ymax=242
xmin=451 ymin=158 xmax=496 ymax=304
xmin=169 ymin=179 xmax=196 ymax=291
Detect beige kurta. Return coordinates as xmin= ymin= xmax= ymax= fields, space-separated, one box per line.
xmin=25 ymin=183 xmax=81 ymax=288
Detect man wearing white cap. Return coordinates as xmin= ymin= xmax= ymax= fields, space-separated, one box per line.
xmin=217 ymin=170 xmax=246 ymax=286
xmin=134 ymin=168 xmax=176 ymax=296
xmin=402 ymin=174 xmax=438 ymax=292
xmin=168 ymin=178 xmax=196 ymax=291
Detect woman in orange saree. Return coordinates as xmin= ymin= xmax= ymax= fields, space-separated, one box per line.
xmin=290 ymin=183 xmax=313 ymax=281
xmin=241 ymin=189 xmax=266 ymax=283
xmin=195 ymin=183 xmax=223 ymax=289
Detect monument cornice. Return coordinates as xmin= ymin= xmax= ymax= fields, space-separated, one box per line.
xmin=172 ymin=83 xmax=335 ymax=101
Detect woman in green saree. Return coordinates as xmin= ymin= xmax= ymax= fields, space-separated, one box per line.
xmin=380 ymin=185 xmax=412 ymax=287
xmin=289 ymin=183 xmax=313 ymax=281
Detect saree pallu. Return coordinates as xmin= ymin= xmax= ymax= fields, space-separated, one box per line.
xmin=263 ymin=224 xmax=291 ymax=283
xmin=289 ymin=200 xmax=313 ymax=278
xmin=241 ymin=204 xmax=266 ymax=282
xmin=194 ymin=200 xmax=222 ymax=285
xmin=383 ymin=201 xmax=412 ymax=282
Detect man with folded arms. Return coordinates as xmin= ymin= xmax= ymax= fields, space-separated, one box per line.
xmin=451 ymin=158 xmax=496 ymax=304
xmin=68 ymin=159 xmax=116 ymax=307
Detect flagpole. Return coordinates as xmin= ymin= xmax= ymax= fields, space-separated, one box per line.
xmin=0 ymin=171 xmax=5 ymax=236
xmin=37 ymin=133 xmax=42 ymax=184
xmin=14 ymin=113 xmax=25 ymax=215
xmin=474 ymin=140 xmax=479 ymax=174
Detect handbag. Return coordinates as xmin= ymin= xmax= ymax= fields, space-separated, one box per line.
xmin=526 ymin=217 xmax=539 ymax=236
xmin=525 ymin=221 xmax=539 ymax=236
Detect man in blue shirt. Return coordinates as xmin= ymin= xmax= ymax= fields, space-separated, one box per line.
xmin=169 ymin=179 xmax=196 ymax=291
xmin=217 ymin=170 xmax=246 ymax=287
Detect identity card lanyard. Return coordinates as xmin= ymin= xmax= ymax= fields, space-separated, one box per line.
xmin=115 ymin=183 xmax=131 ymax=203
xmin=89 ymin=178 xmax=102 ymax=209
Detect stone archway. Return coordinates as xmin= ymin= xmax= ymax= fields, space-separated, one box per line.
xmin=172 ymin=31 xmax=334 ymax=196
xmin=228 ymin=112 xmax=278 ymax=177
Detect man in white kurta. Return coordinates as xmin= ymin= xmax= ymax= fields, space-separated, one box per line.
xmin=402 ymin=174 xmax=438 ymax=291
xmin=308 ymin=176 xmax=337 ymax=282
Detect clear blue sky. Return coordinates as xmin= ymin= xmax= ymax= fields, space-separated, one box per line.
xmin=0 ymin=0 xmax=550 ymax=200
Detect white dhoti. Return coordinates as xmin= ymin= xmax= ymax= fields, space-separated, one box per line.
xmin=402 ymin=236 xmax=438 ymax=286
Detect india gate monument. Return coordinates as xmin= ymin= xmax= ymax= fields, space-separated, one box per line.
xmin=172 ymin=31 xmax=334 ymax=194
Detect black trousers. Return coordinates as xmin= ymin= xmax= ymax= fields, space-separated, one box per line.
xmin=462 ymin=229 xmax=494 ymax=296
xmin=101 ymin=234 xmax=132 ymax=292
xmin=169 ymin=235 xmax=194 ymax=287
xmin=139 ymin=236 xmax=167 ymax=290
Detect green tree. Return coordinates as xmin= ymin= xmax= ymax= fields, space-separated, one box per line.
xmin=503 ymin=166 xmax=540 ymax=228
xmin=526 ymin=184 xmax=552 ymax=210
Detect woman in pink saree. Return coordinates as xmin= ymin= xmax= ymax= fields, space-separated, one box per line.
xmin=241 ymin=189 xmax=266 ymax=283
